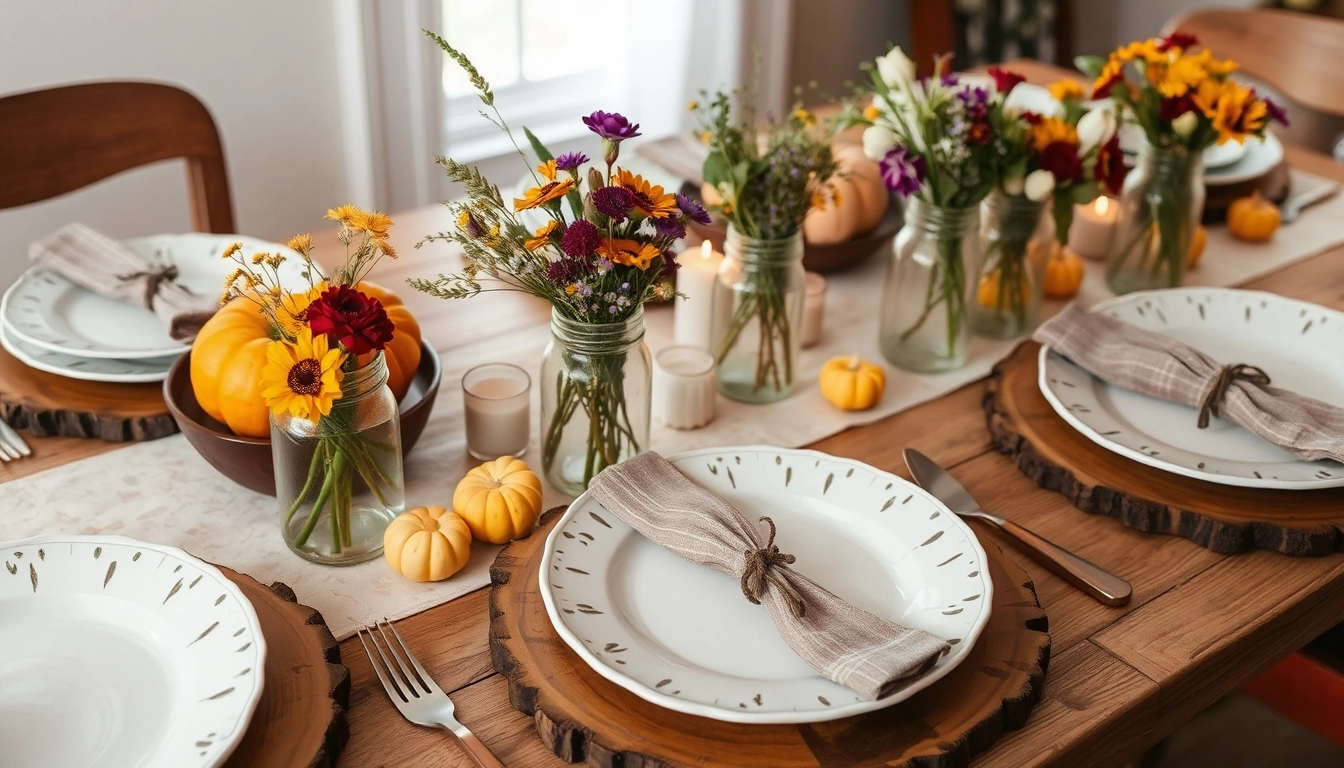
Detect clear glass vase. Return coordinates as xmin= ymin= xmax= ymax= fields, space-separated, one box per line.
xmin=1105 ymin=142 xmax=1206 ymax=294
xmin=540 ymin=308 xmax=651 ymax=496
xmin=879 ymin=199 xmax=984 ymax=372
xmin=971 ymin=190 xmax=1051 ymax=339
xmin=714 ymin=227 xmax=806 ymax=403
xmin=273 ymin=353 xmax=404 ymax=565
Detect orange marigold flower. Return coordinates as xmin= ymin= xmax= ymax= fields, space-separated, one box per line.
xmin=613 ymin=168 xmax=678 ymax=219
xmin=1048 ymin=80 xmax=1086 ymax=102
xmin=599 ymin=238 xmax=661 ymax=270
xmin=1029 ymin=117 xmax=1078 ymax=154
xmin=525 ymin=220 xmax=560 ymax=251
xmin=513 ymin=176 xmax=576 ymax=212
xmin=536 ymin=159 xmax=558 ymax=182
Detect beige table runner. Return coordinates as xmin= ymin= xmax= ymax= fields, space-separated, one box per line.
xmin=5 ymin=169 xmax=1342 ymax=640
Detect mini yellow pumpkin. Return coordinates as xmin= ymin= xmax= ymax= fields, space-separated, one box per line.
xmin=819 ymin=356 xmax=886 ymax=411
xmin=453 ymin=457 xmax=544 ymax=544
xmin=1227 ymin=191 xmax=1280 ymax=242
xmin=1043 ymin=245 xmax=1085 ymax=299
xmin=383 ymin=506 xmax=473 ymax=582
xmin=975 ymin=268 xmax=1030 ymax=310
xmin=1187 ymin=225 xmax=1208 ymax=268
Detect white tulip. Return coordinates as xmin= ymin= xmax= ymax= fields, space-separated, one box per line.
xmin=876 ymin=47 xmax=916 ymax=93
xmin=1002 ymin=173 xmax=1026 ymax=196
xmin=1024 ymin=169 xmax=1055 ymax=202
xmin=1004 ymin=85 xmax=1064 ymax=120
xmin=1077 ymin=107 xmax=1118 ymax=155
xmin=862 ymin=125 xmax=899 ymax=161
xmin=1172 ymin=110 xmax=1199 ymax=138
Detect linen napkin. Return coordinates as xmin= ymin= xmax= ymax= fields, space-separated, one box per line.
xmin=587 ymin=452 xmax=951 ymax=700
xmin=1035 ymin=304 xmax=1344 ymax=463
xmin=29 ymin=223 xmax=218 ymax=341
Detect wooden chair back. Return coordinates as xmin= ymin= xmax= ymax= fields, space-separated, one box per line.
xmin=0 ymin=81 xmax=234 ymax=233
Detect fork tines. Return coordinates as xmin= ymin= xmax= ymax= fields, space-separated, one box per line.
xmin=357 ymin=618 xmax=436 ymax=703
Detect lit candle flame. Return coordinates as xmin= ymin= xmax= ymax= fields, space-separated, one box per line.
xmin=1095 ymin=196 xmax=1110 ymax=215
xmin=700 ymin=240 xmax=712 ymax=260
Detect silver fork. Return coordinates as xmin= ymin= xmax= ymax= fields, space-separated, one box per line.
xmin=357 ymin=619 xmax=505 ymax=768
xmin=0 ymin=415 xmax=31 ymax=463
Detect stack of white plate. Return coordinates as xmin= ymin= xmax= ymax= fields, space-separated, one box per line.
xmin=0 ymin=234 xmax=306 ymax=384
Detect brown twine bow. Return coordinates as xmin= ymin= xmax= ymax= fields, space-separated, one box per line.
xmin=1198 ymin=363 xmax=1271 ymax=429
xmin=116 ymin=264 xmax=180 ymax=309
xmin=740 ymin=516 xmax=807 ymax=618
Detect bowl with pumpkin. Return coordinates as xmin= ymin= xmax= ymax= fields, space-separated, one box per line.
xmin=164 ymin=281 xmax=441 ymax=496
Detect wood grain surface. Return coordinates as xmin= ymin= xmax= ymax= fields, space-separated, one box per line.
xmin=218 ymin=567 xmax=350 ymax=768
xmin=487 ymin=508 xmax=1050 ymax=768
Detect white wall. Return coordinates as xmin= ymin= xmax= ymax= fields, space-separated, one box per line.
xmin=0 ymin=0 xmax=349 ymax=290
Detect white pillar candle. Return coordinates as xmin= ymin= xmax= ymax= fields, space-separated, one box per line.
xmin=653 ymin=346 xmax=716 ymax=430
xmin=1069 ymin=196 xmax=1120 ymax=261
xmin=673 ymin=240 xmax=724 ymax=349
xmin=800 ymin=272 xmax=827 ymax=348
xmin=462 ymin=363 xmax=531 ymax=460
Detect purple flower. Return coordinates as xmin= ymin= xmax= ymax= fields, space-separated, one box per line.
xmin=562 ymin=219 xmax=603 ymax=257
xmin=592 ymin=186 xmax=634 ymax=222
xmin=956 ymin=85 xmax=990 ymax=120
xmin=555 ymin=151 xmax=589 ymax=172
xmin=674 ymin=193 xmax=712 ymax=225
xmin=653 ymin=216 xmax=686 ymax=240
xmin=546 ymin=257 xmax=585 ymax=285
xmin=582 ymin=111 xmax=641 ymax=141
xmin=1265 ymin=97 xmax=1290 ymax=127
xmin=659 ymin=249 xmax=680 ymax=279
xmin=879 ymin=147 xmax=926 ymax=197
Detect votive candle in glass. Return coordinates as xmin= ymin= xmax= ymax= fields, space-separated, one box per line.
xmin=1069 ymin=196 xmax=1120 ymax=260
xmin=801 ymin=272 xmax=827 ymax=348
xmin=653 ymin=346 xmax=716 ymax=430
xmin=462 ymin=363 xmax=531 ymax=460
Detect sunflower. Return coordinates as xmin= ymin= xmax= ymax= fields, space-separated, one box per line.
xmin=513 ymin=176 xmax=576 ymax=211
xmin=1029 ymin=117 xmax=1078 ymax=154
xmin=525 ymin=220 xmax=560 ymax=251
xmin=260 ymin=327 xmax=346 ymax=421
xmin=598 ymin=238 xmax=661 ymax=270
xmin=276 ymin=285 xmax=325 ymax=338
xmin=1048 ymin=80 xmax=1086 ymax=102
xmin=613 ymin=169 xmax=678 ymax=219
xmin=1195 ymin=80 xmax=1267 ymax=145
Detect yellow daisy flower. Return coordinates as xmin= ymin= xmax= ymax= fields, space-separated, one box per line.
xmin=1048 ymin=80 xmax=1086 ymax=102
xmin=1195 ymin=80 xmax=1268 ymax=145
xmin=1029 ymin=117 xmax=1079 ymax=153
xmin=221 ymin=242 xmax=242 ymax=260
xmin=286 ymin=233 xmax=313 ymax=253
xmin=275 ymin=285 xmax=323 ymax=339
xmin=353 ymin=210 xmax=393 ymax=239
xmin=613 ymin=169 xmax=678 ymax=219
xmin=324 ymin=204 xmax=365 ymax=228
xmin=525 ymin=220 xmax=560 ymax=251
xmin=513 ymin=177 xmax=576 ymax=211
xmin=260 ymin=327 xmax=346 ymax=421
xmin=794 ymin=108 xmax=816 ymax=127
xmin=599 ymin=238 xmax=661 ymax=270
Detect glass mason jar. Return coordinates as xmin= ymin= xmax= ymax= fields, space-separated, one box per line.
xmin=540 ymin=308 xmax=651 ymax=496
xmin=970 ymin=190 xmax=1052 ymax=339
xmin=714 ymin=227 xmax=806 ymax=403
xmin=879 ymin=199 xmax=985 ymax=372
xmin=274 ymin=353 xmax=404 ymax=565
xmin=1105 ymin=142 xmax=1206 ymax=294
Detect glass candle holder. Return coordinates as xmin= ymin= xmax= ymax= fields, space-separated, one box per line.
xmin=462 ymin=363 xmax=531 ymax=461
xmin=801 ymin=272 xmax=827 ymax=348
xmin=653 ymin=346 xmax=716 ymax=430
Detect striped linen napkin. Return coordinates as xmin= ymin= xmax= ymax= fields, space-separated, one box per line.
xmin=29 ymin=223 xmax=218 ymax=341
xmin=1035 ymin=304 xmax=1344 ymax=463
xmin=587 ymin=452 xmax=950 ymax=700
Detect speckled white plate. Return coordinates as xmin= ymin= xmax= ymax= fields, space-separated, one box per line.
xmin=1040 ymin=288 xmax=1344 ymax=490
xmin=0 ymin=535 xmax=266 ymax=768
xmin=1 ymin=233 xmax=309 ymax=360
xmin=539 ymin=446 xmax=993 ymax=724
xmin=1 ymin=322 xmax=179 ymax=383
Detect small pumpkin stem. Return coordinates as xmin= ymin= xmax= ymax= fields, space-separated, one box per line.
xmin=847 ymin=354 xmax=860 ymax=371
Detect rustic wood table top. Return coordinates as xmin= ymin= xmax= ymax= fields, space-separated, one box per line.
xmin=6 ymin=61 xmax=1344 ymax=767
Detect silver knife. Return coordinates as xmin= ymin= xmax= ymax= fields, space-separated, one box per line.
xmin=904 ymin=448 xmax=1132 ymax=606
xmin=1280 ymin=183 xmax=1339 ymax=224
xmin=0 ymin=417 xmax=31 ymax=457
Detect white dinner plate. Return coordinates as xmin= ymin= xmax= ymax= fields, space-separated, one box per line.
xmin=1 ymin=233 xmax=309 ymax=360
xmin=0 ymin=535 xmax=266 ymax=768
xmin=1040 ymin=289 xmax=1344 ymax=490
xmin=539 ymin=446 xmax=993 ymax=724
xmin=1 ymin=322 xmax=179 ymax=383
xmin=1116 ymin=122 xmax=1268 ymax=177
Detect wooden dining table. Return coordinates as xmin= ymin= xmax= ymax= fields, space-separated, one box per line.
xmin=7 ymin=60 xmax=1344 ymax=767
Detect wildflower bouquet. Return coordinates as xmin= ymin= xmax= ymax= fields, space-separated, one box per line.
xmin=221 ymin=206 xmax=403 ymax=562
xmin=412 ymin=32 xmax=696 ymax=492
xmin=1079 ymin=32 xmax=1287 ymax=291
xmin=692 ymin=89 xmax=836 ymax=402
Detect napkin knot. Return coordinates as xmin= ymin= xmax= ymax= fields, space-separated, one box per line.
xmin=1198 ymin=363 xmax=1271 ymax=429
xmin=740 ymin=516 xmax=806 ymax=618
xmin=116 ymin=264 xmax=180 ymax=309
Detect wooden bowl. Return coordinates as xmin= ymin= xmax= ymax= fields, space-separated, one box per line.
xmin=163 ymin=341 xmax=442 ymax=496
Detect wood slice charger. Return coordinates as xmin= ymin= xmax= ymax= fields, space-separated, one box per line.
xmin=490 ymin=508 xmax=1050 ymax=768
xmin=986 ymin=342 xmax=1344 ymax=556
xmin=216 ymin=566 xmax=351 ymax=768
xmin=0 ymin=344 xmax=177 ymax=441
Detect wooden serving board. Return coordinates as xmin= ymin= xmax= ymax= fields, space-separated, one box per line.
xmin=985 ymin=341 xmax=1344 ymax=556
xmin=217 ymin=567 xmax=350 ymax=768
xmin=0 ymin=344 xmax=177 ymax=441
xmin=489 ymin=508 xmax=1051 ymax=768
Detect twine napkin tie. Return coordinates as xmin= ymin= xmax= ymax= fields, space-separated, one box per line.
xmin=587 ymin=452 xmax=951 ymax=700
xmin=117 ymin=264 xmax=181 ymax=310
xmin=1197 ymin=364 xmax=1271 ymax=429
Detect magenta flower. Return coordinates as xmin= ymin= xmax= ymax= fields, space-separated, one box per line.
xmin=582 ymin=111 xmax=641 ymax=141
xmin=592 ymin=186 xmax=634 ymax=222
xmin=659 ymin=249 xmax=680 ymax=279
xmin=675 ymin=193 xmax=712 ymax=225
xmin=555 ymin=151 xmax=589 ymax=172
xmin=1264 ymin=97 xmax=1290 ymax=127
xmin=653 ymin=216 xmax=686 ymax=240
xmin=879 ymin=147 xmax=926 ymax=197
xmin=561 ymin=219 xmax=603 ymax=258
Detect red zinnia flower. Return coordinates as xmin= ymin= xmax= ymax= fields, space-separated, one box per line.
xmin=1091 ymin=71 xmax=1125 ymax=100
xmin=1159 ymin=94 xmax=1197 ymax=122
xmin=988 ymin=66 xmax=1026 ymax=94
xmin=1040 ymin=141 xmax=1083 ymax=184
xmin=1158 ymin=32 xmax=1198 ymax=52
xmin=306 ymin=285 xmax=395 ymax=355
xmin=1094 ymin=134 xmax=1127 ymax=195
xmin=968 ymin=121 xmax=993 ymax=145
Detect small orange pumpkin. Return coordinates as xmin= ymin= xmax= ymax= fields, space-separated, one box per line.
xmin=818 ymin=355 xmax=886 ymax=411
xmin=383 ymin=506 xmax=473 ymax=582
xmin=1187 ymin=225 xmax=1208 ymax=268
xmin=1227 ymin=192 xmax=1280 ymax=242
xmin=453 ymin=457 xmax=544 ymax=544
xmin=1043 ymin=245 xmax=1085 ymax=299
xmin=803 ymin=144 xmax=889 ymax=245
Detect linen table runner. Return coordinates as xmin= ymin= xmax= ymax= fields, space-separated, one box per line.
xmin=587 ymin=452 xmax=949 ymax=700
xmin=1035 ymin=304 xmax=1344 ymax=462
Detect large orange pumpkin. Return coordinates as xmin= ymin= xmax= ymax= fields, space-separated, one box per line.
xmin=191 ymin=281 xmax=422 ymax=438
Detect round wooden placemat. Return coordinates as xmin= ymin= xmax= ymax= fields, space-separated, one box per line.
xmin=985 ymin=342 xmax=1344 ymax=556
xmin=489 ymin=508 xmax=1050 ymax=768
xmin=0 ymin=344 xmax=177 ymax=441
xmin=217 ymin=566 xmax=350 ymax=768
